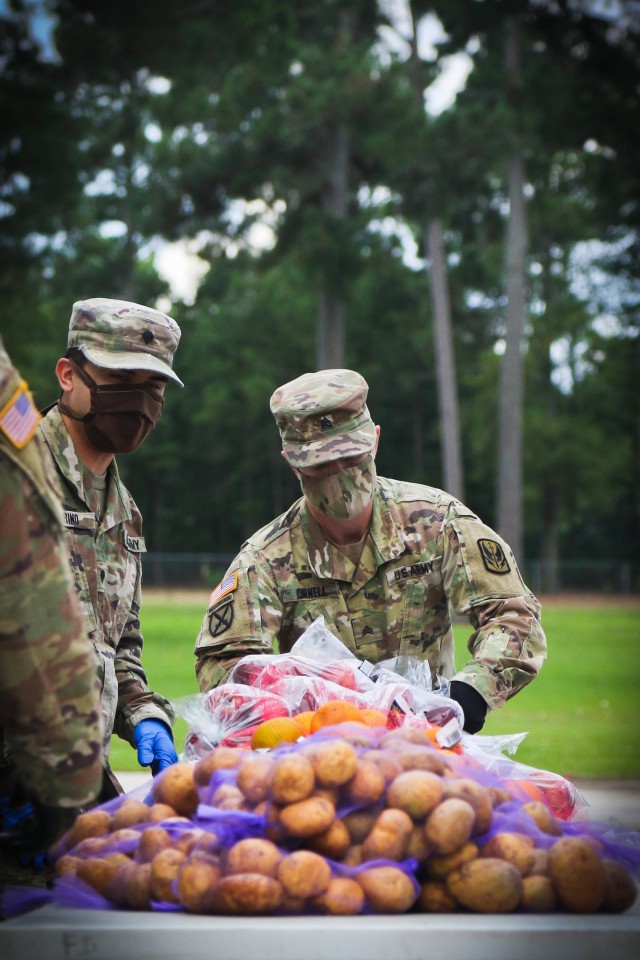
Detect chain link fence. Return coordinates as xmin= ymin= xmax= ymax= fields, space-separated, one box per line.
xmin=141 ymin=553 xmax=640 ymax=595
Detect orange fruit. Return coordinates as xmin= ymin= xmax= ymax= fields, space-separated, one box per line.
xmin=310 ymin=700 xmax=363 ymax=733
xmin=293 ymin=711 xmax=315 ymax=736
xmin=251 ymin=716 xmax=303 ymax=750
xmin=358 ymin=709 xmax=388 ymax=728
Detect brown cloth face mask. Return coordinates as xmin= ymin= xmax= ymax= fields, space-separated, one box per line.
xmin=58 ymin=359 xmax=164 ymax=453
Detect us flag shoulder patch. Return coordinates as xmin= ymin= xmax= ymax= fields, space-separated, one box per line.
xmin=0 ymin=381 xmax=40 ymax=449
xmin=209 ymin=572 xmax=238 ymax=608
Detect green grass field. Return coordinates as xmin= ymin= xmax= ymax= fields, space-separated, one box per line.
xmin=109 ymin=594 xmax=640 ymax=780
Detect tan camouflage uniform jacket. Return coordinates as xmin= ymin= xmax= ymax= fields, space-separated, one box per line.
xmin=0 ymin=342 xmax=102 ymax=807
xmin=40 ymin=406 xmax=175 ymax=759
xmin=195 ymin=478 xmax=546 ymax=713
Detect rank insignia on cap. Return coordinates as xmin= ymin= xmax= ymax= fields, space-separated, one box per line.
xmin=0 ymin=381 xmax=40 ymax=449
xmin=142 ymin=329 xmax=154 ymax=344
xmin=208 ymin=572 xmax=238 ymax=608
xmin=477 ymin=538 xmax=511 ymax=575
xmin=319 ymin=415 xmax=333 ymax=431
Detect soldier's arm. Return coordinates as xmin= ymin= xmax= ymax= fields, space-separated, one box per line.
xmin=112 ymin=574 xmax=175 ymax=745
xmin=0 ymin=459 xmax=103 ymax=809
xmin=194 ymin=549 xmax=280 ymax=692
xmin=441 ymin=501 xmax=547 ymax=713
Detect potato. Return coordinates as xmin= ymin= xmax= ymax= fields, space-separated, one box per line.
xmin=278 ymin=850 xmax=332 ymax=898
xmin=268 ymin=753 xmax=315 ymax=804
xmin=482 ymin=832 xmax=536 ymax=875
xmin=311 ymin=876 xmax=366 ymax=915
xmin=137 ymin=826 xmax=173 ymax=863
xmin=55 ymin=854 xmax=81 ymax=877
xmin=211 ymin=783 xmax=245 ymax=807
xmin=527 ymin=848 xmax=550 ymax=877
xmin=394 ymin=745 xmax=447 ymax=776
xmin=424 ymin=798 xmax=475 ymax=854
xmin=105 ymin=859 xmax=139 ymax=907
xmin=548 ymin=837 xmax=607 ymax=913
xmin=405 ymin=824 xmax=432 ymax=863
xmin=425 ymin=842 xmax=479 ymax=882
xmin=71 ymin=837 xmax=108 ymax=858
xmin=362 ymin=748 xmax=403 ymax=784
xmin=152 ymin=763 xmax=199 ymax=817
xmin=447 ymin=858 xmax=523 ymax=913
xmin=103 ymin=828 xmax=142 ymax=855
xmin=357 ymin=865 xmax=418 ymax=913
xmin=341 ymin=807 xmax=381 ymax=844
xmin=361 ymin=808 xmax=414 ymax=862
xmin=147 ymin=802 xmax=179 ymax=822
xmin=385 ymin=770 xmax=443 ymax=820
xmin=380 ymin=728 xmax=431 ymax=748
xmin=65 ymin=809 xmax=112 ymax=849
xmin=150 ymin=847 xmax=187 ymax=904
xmin=226 ymin=838 xmax=282 ymax=878
xmin=521 ymin=875 xmax=558 ymax=912
xmin=339 ymin=845 xmax=362 ymax=867
xmin=76 ymin=857 xmax=122 ymax=896
xmin=307 ymin=818 xmax=351 ymax=860
xmin=521 ymin=800 xmax=562 ymax=836
xmin=177 ymin=854 xmax=224 ymax=913
xmin=279 ymin=796 xmax=335 ymax=838
xmin=111 ymin=798 xmax=151 ymax=830
xmin=601 ymin=859 xmax=638 ymax=914
xmin=312 ymin=739 xmax=358 ymax=787
xmin=124 ymin=862 xmax=153 ymax=910
xmin=212 ymin=873 xmax=284 ymax=915
xmin=442 ymin=778 xmax=493 ymax=834
xmin=416 ymin=880 xmax=458 ymax=913
xmin=236 ymin=754 xmax=274 ymax=805
xmin=194 ymin=746 xmax=244 ymax=786
xmin=343 ymin=759 xmax=386 ymax=806
xmin=489 ymin=786 xmax=514 ymax=808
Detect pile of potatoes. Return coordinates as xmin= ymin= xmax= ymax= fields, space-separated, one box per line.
xmin=53 ymin=726 xmax=638 ymax=916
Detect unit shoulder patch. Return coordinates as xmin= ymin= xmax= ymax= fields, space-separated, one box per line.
xmin=477 ymin=538 xmax=511 ymax=575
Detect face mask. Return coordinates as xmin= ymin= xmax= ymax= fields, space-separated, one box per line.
xmin=59 ymin=360 xmax=164 ymax=453
xmin=300 ymin=454 xmax=376 ymax=520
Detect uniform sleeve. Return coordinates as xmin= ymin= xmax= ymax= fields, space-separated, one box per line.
xmin=440 ymin=501 xmax=547 ymax=711
xmin=112 ymin=570 xmax=176 ymax=744
xmin=0 ymin=457 xmax=103 ymax=808
xmin=194 ymin=547 xmax=279 ymax=692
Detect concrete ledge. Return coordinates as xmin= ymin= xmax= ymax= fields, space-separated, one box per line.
xmin=1 ymin=906 xmax=639 ymax=960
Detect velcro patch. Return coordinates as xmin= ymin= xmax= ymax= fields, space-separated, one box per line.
xmin=209 ymin=572 xmax=238 ymax=608
xmin=0 ymin=381 xmax=40 ymax=449
xmin=386 ymin=560 xmax=438 ymax=586
xmin=477 ymin=538 xmax=511 ymax=575
xmin=209 ymin=599 xmax=234 ymax=637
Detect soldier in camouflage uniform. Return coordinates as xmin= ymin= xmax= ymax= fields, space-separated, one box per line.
xmin=195 ymin=369 xmax=547 ymax=734
xmin=0 ymin=337 xmax=102 ymax=886
xmin=39 ymin=299 xmax=184 ymax=800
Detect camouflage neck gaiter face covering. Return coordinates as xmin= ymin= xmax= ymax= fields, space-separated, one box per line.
xmin=59 ymin=359 xmax=164 ymax=454
xmin=300 ymin=454 xmax=376 ymax=520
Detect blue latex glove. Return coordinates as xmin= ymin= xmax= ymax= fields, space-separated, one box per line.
xmin=0 ymin=795 xmax=47 ymax=869
xmin=133 ymin=720 xmax=178 ymax=776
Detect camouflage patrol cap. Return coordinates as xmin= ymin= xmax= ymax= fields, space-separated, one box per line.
xmin=67 ymin=298 xmax=183 ymax=386
xmin=270 ymin=369 xmax=376 ymax=467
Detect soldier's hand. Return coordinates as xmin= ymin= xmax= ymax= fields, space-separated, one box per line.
xmin=449 ymin=681 xmax=488 ymax=734
xmin=134 ymin=719 xmax=178 ymax=776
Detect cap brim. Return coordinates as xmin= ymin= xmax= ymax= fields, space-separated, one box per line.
xmin=283 ymin=420 xmax=376 ymax=468
xmin=80 ymin=346 xmax=184 ymax=387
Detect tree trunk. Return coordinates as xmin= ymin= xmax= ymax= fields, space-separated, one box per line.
xmin=497 ymin=14 xmax=527 ymax=562
xmin=425 ymin=219 xmax=464 ymax=498
xmin=407 ymin=1 xmax=464 ymax=498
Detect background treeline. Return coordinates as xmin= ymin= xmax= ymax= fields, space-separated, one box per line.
xmin=1 ymin=0 xmax=638 ymax=584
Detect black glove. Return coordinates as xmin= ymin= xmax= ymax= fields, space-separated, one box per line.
xmin=1 ymin=796 xmax=78 ymax=859
xmin=449 ymin=681 xmax=488 ymax=734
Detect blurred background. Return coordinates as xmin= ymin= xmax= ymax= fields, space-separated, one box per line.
xmin=1 ymin=0 xmax=639 ymax=595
